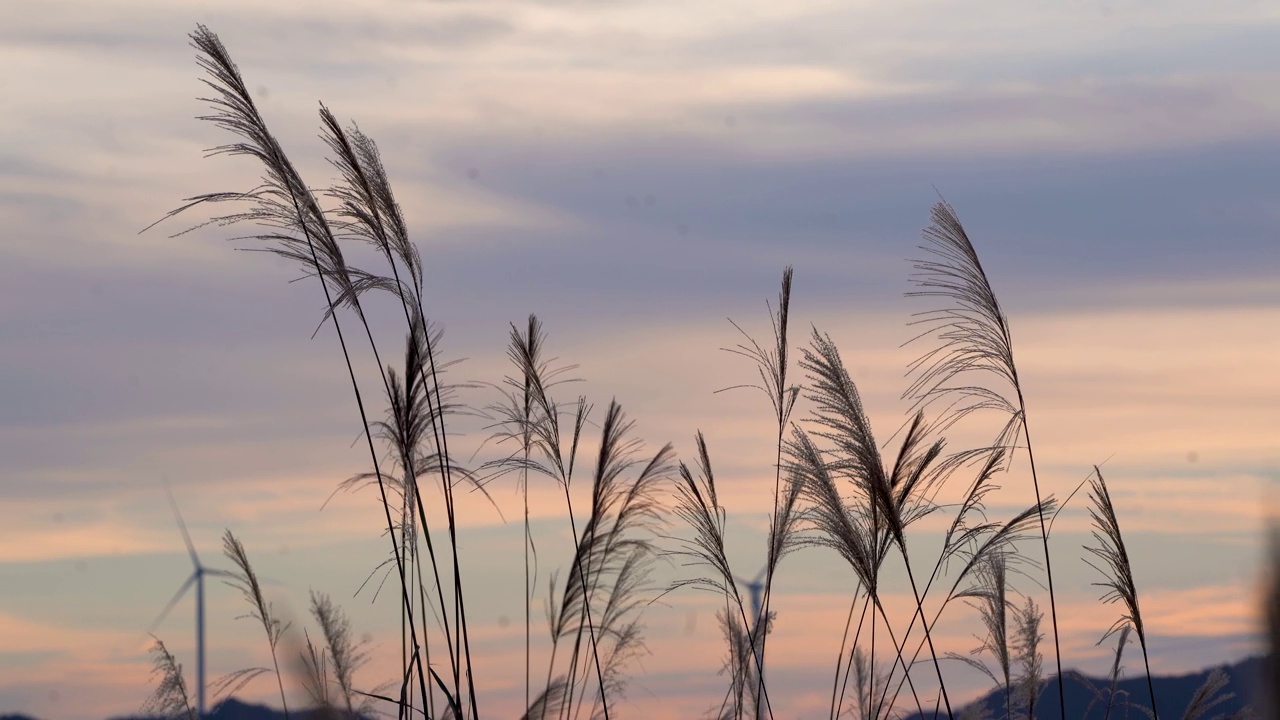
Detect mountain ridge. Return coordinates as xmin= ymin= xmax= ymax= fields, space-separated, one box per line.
xmin=1 ymin=657 xmax=1270 ymax=720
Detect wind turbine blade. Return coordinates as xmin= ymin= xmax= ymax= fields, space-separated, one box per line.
xmin=164 ymin=481 xmax=201 ymax=568
xmin=753 ymin=566 xmax=767 ymax=585
xmin=149 ymin=573 xmax=197 ymax=635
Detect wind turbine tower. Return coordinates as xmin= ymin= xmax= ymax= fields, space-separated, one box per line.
xmin=736 ymin=566 xmax=768 ymax=720
xmin=150 ymin=487 xmax=232 ymax=718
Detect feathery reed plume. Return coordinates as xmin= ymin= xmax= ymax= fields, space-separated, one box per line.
xmin=788 ymin=427 xmax=929 ymax=720
xmin=322 ymin=108 xmax=466 ymax=710
xmin=797 ymin=328 xmax=951 ymax=718
xmin=221 ymin=530 xmax=291 ymax=718
xmin=947 ymin=552 xmax=1013 ymax=720
xmin=667 ymin=432 xmax=741 ymax=603
xmin=696 ymin=266 xmax=800 ymax=720
xmin=1100 ymin=624 xmax=1132 ymax=720
xmin=1084 ymin=466 xmax=1157 ymax=720
xmin=553 ymin=403 xmax=673 ymax=720
xmin=905 ymin=199 xmax=1066 ymax=719
xmin=491 ymin=319 xmax=672 ymax=720
xmin=518 ymin=391 xmax=670 ymax=720
xmin=881 ymin=495 xmax=1056 ymax=717
xmin=715 ymin=608 xmax=754 ymax=720
xmin=329 ymin=317 xmax=481 ymax=719
xmin=159 ymin=25 xmax=432 ymax=716
xmin=522 ymin=677 xmax=570 ymax=720
xmin=297 ymin=628 xmax=338 ymax=716
xmin=143 ymin=637 xmax=197 ymax=720
xmin=666 ymin=431 xmax=792 ymax=719
xmin=1012 ymin=597 xmax=1044 ymax=720
xmin=320 ymin=98 xmax=481 ymax=719
xmin=850 ymin=647 xmax=891 ymax=720
xmin=484 ymin=315 xmax=580 ymax=713
xmin=1179 ymin=669 xmax=1233 ymax=720
xmin=311 ymin=591 xmax=377 ymax=719
xmin=1064 ymin=620 xmax=1136 ymax=717
xmin=1062 ymin=635 xmax=1134 ymax=720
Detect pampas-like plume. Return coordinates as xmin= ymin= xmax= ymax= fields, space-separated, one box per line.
xmin=311 ymin=591 xmax=376 ymax=719
xmin=552 ymin=403 xmax=673 ymax=720
xmin=905 ymin=200 xmax=1066 ymax=719
xmin=520 ymin=393 xmax=671 ymax=720
xmin=522 ymin=677 xmax=570 ymax=720
xmin=161 ymin=25 xmax=433 ymax=717
xmin=948 ymin=553 xmax=1013 ymax=720
xmin=796 ymin=328 xmax=951 ymax=717
xmin=1084 ymin=467 xmax=1158 ymax=720
xmin=320 ymin=93 xmax=482 ymax=720
xmin=1067 ymin=626 xmax=1134 ymax=720
xmin=880 ymin=494 xmax=1056 ymax=717
xmin=667 ymin=431 xmax=794 ymax=720
xmin=484 ymin=315 xmax=579 ymax=713
xmin=222 ymin=530 xmax=291 ymax=718
xmin=142 ymin=637 xmax=197 ymax=720
xmin=712 ymin=266 xmax=801 ymax=720
xmin=1180 ymin=669 xmax=1233 ymax=720
xmin=1012 ymin=597 xmax=1044 ymax=720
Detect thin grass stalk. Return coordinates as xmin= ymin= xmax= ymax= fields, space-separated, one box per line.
xmin=830 ymin=592 xmax=860 ymax=719
xmin=834 ymin=592 xmax=872 ymax=720
xmin=899 ymin=545 xmax=953 ymax=719
xmin=1104 ymin=625 xmax=1131 ymax=720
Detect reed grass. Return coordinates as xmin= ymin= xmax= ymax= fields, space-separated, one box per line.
xmin=142 ymin=24 xmax=1261 ymax=720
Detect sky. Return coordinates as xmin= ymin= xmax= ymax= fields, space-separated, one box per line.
xmin=2 ymin=0 xmax=1279 ymax=718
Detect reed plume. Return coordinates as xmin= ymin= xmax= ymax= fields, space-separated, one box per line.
xmin=1011 ymin=597 xmax=1044 ymax=720
xmin=666 ymin=431 xmax=795 ymax=719
xmin=796 ymin=327 xmax=951 ymax=718
xmin=905 ymin=200 xmax=1066 ymax=719
xmin=156 ymin=25 xmax=434 ymax=717
xmin=311 ymin=591 xmax=377 ymax=719
xmin=1084 ymin=466 xmax=1157 ymax=720
xmin=947 ymin=553 xmax=1013 ymax=720
xmin=143 ymin=637 xmax=197 ymax=720
xmin=222 ymin=530 xmax=291 ymax=718
xmin=484 ymin=316 xmax=580 ymax=714
xmin=1180 ymin=669 xmax=1233 ymax=720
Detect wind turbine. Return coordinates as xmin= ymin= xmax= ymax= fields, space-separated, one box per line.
xmin=735 ymin=566 xmax=768 ymax=720
xmin=149 ymin=486 xmax=233 ymax=718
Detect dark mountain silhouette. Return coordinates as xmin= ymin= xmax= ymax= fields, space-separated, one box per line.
xmin=98 ymin=698 xmax=367 ymax=720
xmin=0 ymin=659 xmax=1270 ymax=720
xmin=905 ymin=655 xmax=1267 ymax=720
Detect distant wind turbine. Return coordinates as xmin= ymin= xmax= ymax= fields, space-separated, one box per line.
xmin=735 ymin=565 xmax=768 ymax=720
xmin=149 ymin=485 xmax=233 ymax=718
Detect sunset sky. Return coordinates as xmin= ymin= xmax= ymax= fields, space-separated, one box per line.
xmin=3 ymin=1 xmax=1280 ymax=718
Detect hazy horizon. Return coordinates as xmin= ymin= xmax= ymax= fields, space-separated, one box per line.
xmin=2 ymin=1 xmax=1279 ymax=718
